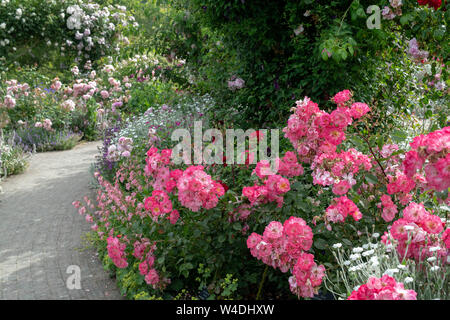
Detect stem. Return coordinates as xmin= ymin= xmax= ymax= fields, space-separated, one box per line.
xmin=256 ymin=265 xmax=269 ymax=300
xmin=354 ymin=124 xmax=388 ymax=181
xmin=337 ymin=2 xmax=353 ymax=34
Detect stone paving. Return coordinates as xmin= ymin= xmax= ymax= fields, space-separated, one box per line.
xmin=0 ymin=141 xmax=123 ymax=300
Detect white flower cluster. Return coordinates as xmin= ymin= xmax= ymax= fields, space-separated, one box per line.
xmin=62 ymin=2 xmax=136 ymax=62
xmin=0 ymin=1 xmax=136 ymax=65
xmin=66 ymin=5 xmax=83 ymax=30
xmin=113 ymin=94 xmax=215 ymax=149
xmin=327 ymin=236 xmax=448 ymax=300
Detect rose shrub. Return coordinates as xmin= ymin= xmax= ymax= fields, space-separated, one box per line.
xmin=76 ymin=87 xmax=449 ymax=300
xmin=0 ymin=0 xmax=137 ymax=70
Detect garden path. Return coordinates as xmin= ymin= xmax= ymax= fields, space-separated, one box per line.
xmin=0 ymin=141 xmax=123 ymax=300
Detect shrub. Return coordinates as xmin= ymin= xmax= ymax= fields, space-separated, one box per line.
xmin=0 ymin=133 xmax=29 ymax=177
xmin=76 ymin=87 xmax=448 ymax=300
xmin=9 ymin=126 xmax=81 ymax=152
xmin=159 ymin=0 xmax=449 ymax=128
xmin=0 ymin=0 xmax=137 ymax=70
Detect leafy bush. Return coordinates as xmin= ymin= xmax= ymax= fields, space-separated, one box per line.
xmin=9 ymin=126 xmax=81 ymax=152
xmin=0 ymin=0 xmax=137 ymax=70
xmin=76 ymin=87 xmax=449 ymax=300
xmin=0 ymin=133 xmax=29 ymax=177
xmin=95 ymin=91 xmax=214 ymax=180
xmin=157 ymin=0 xmax=449 ymax=128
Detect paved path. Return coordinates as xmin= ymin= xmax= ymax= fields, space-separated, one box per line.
xmin=0 ymin=141 xmax=123 ymax=300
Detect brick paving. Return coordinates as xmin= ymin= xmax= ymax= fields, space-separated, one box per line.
xmin=0 ymin=141 xmax=123 ymax=300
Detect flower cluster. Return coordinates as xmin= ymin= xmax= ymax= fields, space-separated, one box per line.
xmin=381 ymin=0 xmax=403 ymax=20
xmin=0 ymin=80 xmax=30 ymax=109
xmin=348 ymin=275 xmax=417 ymax=300
xmin=107 ymin=236 xmax=128 ymax=269
xmin=61 ymin=99 xmax=76 ymax=112
xmin=2 ymin=94 xmax=15 ymax=108
xmin=247 ymin=217 xmax=325 ymax=298
xmin=276 ymin=151 xmax=305 ymax=177
xmin=144 ymin=190 xmax=174 ymax=219
xmin=325 ymin=196 xmax=362 ymax=224
xmin=34 ymin=119 xmax=53 ymax=131
xmin=227 ymin=77 xmax=245 ymax=90
xmin=417 ymin=0 xmax=442 ymax=10
xmin=177 ymin=165 xmax=225 ymax=212
xmin=402 ymin=126 xmax=450 ymax=193
xmin=107 ymin=136 xmax=133 ymax=161
xmin=145 ymin=147 xmax=172 ymax=176
xmin=380 ymin=194 xmax=398 ymax=222
xmin=242 ymin=153 xmax=304 ymax=208
xmin=242 ymin=172 xmax=291 ymax=208
xmin=282 ymin=97 xmax=326 ymax=163
xmin=386 ymin=171 xmax=416 ymax=199
xmin=408 ymin=38 xmax=429 ymax=61
xmin=332 ymin=89 xmax=352 ymax=106
xmin=134 ymin=240 xmax=161 ymax=287
xmin=290 ymin=253 xmax=326 ymax=298
xmin=139 ymin=256 xmax=160 ymax=286
xmin=384 ymin=202 xmax=448 ymax=261
xmin=283 ymin=92 xmax=370 ymax=164
xmin=311 ymin=148 xmax=372 ymax=195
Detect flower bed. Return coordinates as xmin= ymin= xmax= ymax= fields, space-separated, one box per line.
xmin=76 ymin=89 xmax=449 ymax=300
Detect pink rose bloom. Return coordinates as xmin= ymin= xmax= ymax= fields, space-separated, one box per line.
xmin=51 ymin=80 xmax=62 ymax=91
xmin=332 ymin=180 xmax=351 ymax=195
xmin=382 ymin=206 xmax=397 ymax=222
xmin=422 ymin=215 xmax=444 ymax=234
xmin=442 ymin=229 xmax=450 ymax=249
xmin=100 ymin=90 xmax=110 ymax=99
xmin=3 ymin=95 xmax=16 ymax=108
xmin=144 ymin=269 xmax=159 ymax=285
xmin=332 ymin=89 xmax=352 ymax=106
xmin=403 ymin=202 xmax=427 ymax=223
xmin=263 ymin=221 xmax=284 ymax=241
xmin=139 ymin=261 xmax=149 ymax=276
xmin=169 ymin=209 xmax=179 ymax=224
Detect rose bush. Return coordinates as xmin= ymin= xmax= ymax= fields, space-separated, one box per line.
xmin=0 ymin=0 xmax=137 ymax=70
xmin=76 ymin=88 xmax=449 ymax=300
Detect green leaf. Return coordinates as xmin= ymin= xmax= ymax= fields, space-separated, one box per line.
xmin=356 ymin=8 xmax=366 ymax=18
xmin=342 ymin=239 xmax=353 ymax=246
xmin=321 ymin=49 xmax=329 ymax=61
xmin=365 ymin=173 xmax=378 ymax=185
xmin=391 ymin=129 xmax=408 ymax=143
xmin=171 ymin=279 xmax=184 ymax=291
xmin=436 ymin=189 xmax=448 ymax=201
xmin=232 ymin=222 xmax=242 ymax=231
xmin=348 ymin=45 xmax=354 ymax=56
xmin=314 ymin=238 xmax=328 ymax=250
xmin=399 ymin=15 xmax=410 ymax=25
xmin=180 ymin=262 xmax=193 ymax=271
